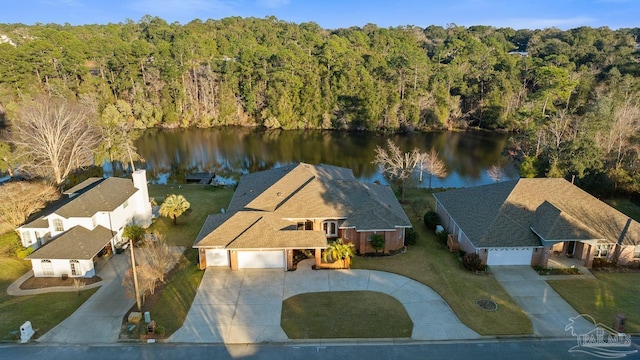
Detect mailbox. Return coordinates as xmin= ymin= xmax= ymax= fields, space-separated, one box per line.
xmin=147 ymin=320 xmax=156 ymax=334
xmin=20 ymin=321 xmax=35 ymax=343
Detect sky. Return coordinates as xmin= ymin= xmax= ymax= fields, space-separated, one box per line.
xmin=0 ymin=0 xmax=638 ymax=30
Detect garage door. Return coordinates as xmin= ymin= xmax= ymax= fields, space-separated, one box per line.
xmin=237 ymin=250 xmax=284 ymax=269
xmin=205 ymin=249 xmax=229 ymax=267
xmin=487 ymin=248 xmax=533 ymax=266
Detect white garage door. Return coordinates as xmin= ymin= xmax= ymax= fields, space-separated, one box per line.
xmin=205 ymin=249 xmax=229 ymax=267
xmin=237 ymin=250 xmax=285 ymax=269
xmin=487 ymin=248 xmax=533 ymax=266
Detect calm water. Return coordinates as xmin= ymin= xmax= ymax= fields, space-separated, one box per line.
xmin=121 ymin=127 xmax=518 ymax=187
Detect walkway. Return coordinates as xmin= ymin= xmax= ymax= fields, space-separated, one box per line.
xmin=169 ymin=259 xmax=480 ymax=343
xmin=6 ymin=247 xmax=184 ymax=344
xmin=491 ymin=266 xmax=594 ymax=337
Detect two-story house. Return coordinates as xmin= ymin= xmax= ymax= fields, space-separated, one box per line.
xmin=18 ymin=170 xmax=153 ymax=278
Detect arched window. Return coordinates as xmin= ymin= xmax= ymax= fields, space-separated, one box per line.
xmin=322 ymin=220 xmax=338 ymax=237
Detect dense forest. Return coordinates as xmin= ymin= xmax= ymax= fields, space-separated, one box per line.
xmin=0 ymin=16 xmax=639 ymax=195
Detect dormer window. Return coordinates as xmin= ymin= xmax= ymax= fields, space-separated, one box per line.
xmin=22 ymin=232 xmax=32 ymax=245
xmin=297 ymin=221 xmax=313 ymax=231
xmin=53 ymin=219 xmax=64 ymax=232
xmin=322 ymin=220 xmax=338 ymax=237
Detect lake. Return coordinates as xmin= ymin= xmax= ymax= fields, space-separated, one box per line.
xmin=118 ymin=127 xmax=518 ymax=188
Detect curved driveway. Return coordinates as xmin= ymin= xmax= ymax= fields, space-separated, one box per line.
xmin=169 ymin=259 xmax=480 ymax=343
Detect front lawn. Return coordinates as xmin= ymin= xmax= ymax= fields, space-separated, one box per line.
xmin=0 ymin=232 xmax=98 ymax=341
xmin=548 ymin=272 xmax=640 ymax=334
xmin=147 ymin=185 xmax=234 ymax=247
xmin=281 ymin=291 xmax=412 ymax=339
xmin=353 ymin=188 xmax=532 ymax=336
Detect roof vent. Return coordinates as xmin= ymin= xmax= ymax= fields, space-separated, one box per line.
xmin=277 ymin=192 xmax=282 ymax=197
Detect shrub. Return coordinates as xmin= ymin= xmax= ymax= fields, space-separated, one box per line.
xmin=423 ymin=210 xmax=440 ymax=230
xmin=463 ymin=253 xmax=487 ymax=272
xmin=436 ymin=231 xmax=448 ymax=244
xmin=15 ymin=246 xmax=34 ymax=259
xmin=404 ymin=228 xmax=418 ymax=246
xmin=370 ymin=234 xmax=385 ymax=253
xmin=592 ymin=258 xmax=614 ymax=269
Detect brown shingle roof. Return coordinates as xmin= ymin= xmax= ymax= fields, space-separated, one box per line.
xmin=194 ymin=163 xmax=411 ymax=250
xmin=433 ymin=178 xmax=640 ymax=248
xmin=26 ymin=225 xmax=114 ymax=260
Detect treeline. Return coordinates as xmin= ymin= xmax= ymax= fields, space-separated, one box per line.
xmin=0 ymin=16 xmax=639 ymax=194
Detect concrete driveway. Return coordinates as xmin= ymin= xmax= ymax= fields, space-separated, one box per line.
xmin=491 ymin=266 xmax=594 ymax=337
xmin=35 ymin=247 xmax=183 ymax=344
xmin=169 ymin=259 xmax=480 ymax=343
xmin=36 ymin=252 xmax=134 ymax=344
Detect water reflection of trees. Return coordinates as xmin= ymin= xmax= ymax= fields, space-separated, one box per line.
xmin=132 ymin=127 xmax=512 ymax=186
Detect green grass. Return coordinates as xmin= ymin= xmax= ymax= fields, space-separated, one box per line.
xmin=0 ymin=232 xmax=98 ymax=341
xmin=148 ymin=249 xmax=204 ymax=337
xmin=281 ymin=291 xmax=412 ymax=339
xmin=147 ymin=185 xmax=234 ymax=247
xmin=604 ymin=198 xmax=640 ymax=222
xmin=548 ymin=273 xmax=640 ymax=334
xmin=144 ymin=185 xmax=233 ymax=337
xmin=353 ymin=188 xmax=533 ymax=336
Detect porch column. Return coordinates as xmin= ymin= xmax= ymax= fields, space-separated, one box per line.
xmin=229 ymin=250 xmax=238 ymax=271
xmin=314 ymin=249 xmax=322 ymax=267
xmin=540 ymin=245 xmax=552 ymax=267
xmin=286 ymin=249 xmax=294 ymax=270
xmin=584 ymin=245 xmax=595 ymax=268
xmin=199 ymin=248 xmax=206 ymax=269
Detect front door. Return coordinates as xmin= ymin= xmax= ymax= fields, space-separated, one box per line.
xmin=566 ymin=241 xmax=576 ymax=256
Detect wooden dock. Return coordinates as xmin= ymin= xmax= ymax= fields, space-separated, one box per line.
xmin=186 ymin=172 xmax=215 ymax=184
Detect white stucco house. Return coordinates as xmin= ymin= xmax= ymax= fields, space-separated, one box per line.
xmin=18 ymin=170 xmax=153 ymax=278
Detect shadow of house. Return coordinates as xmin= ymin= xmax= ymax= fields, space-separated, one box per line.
xmin=434 ymin=178 xmax=640 ymax=268
xmin=193 ymin=163 xmax=412 ymax=271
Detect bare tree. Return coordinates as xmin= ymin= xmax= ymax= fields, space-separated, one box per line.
xmin=11 ymin=97 xmax=100 ymax=185
xmin=419 ymin=148 xmax=448 ymax=190
xmin=487 ymin=164 xmax=506 ymax=183
xmin=372 ymin=139 xmax=421 ymax=201
xmin=141 ymin=232 xmax=174 ymax=282
xmin=0 ymin=181 xmax=59 ymax=228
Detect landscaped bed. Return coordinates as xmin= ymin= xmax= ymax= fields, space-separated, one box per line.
xmin=281 ymin=291 xmax=413 ymax=339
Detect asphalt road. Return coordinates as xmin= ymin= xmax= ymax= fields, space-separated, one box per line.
xmin=3 ymin=339 xmax=639 ymax=360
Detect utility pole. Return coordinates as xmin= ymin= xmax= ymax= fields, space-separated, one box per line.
xmin=129 ymin=238 xmax=141 ymax=311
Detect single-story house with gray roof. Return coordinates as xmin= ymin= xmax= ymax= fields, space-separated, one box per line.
xmin=194 ymin=163 xmax=412 ymax=270
xmin=433 ymin=178 xmax=640 ymax=267
xmin=20 ymin=170 xmax=153 ymax=278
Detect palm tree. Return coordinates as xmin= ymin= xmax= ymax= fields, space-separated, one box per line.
xmin=322 ymin=239 xmax=356 ymax=268
xmin=159 ymin=194 xmax=191 ymax=225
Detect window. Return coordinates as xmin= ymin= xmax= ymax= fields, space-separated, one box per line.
xmin=70 ymin=260 xmax=79 ymax=276
xmin=634 ymin=245 xmax=640 ymax=259
xmin=41 ymin=259 xmax=53 ymax=276
xmin=322 ymin=221 xmax=338 ymax=237
xmin=123 ymin=200 xmax=129 ymax=209
xmin=91 ymin=216 xmax=97 ymax=228
xmin=22 ymin=232 xmax=32 ymax=245
xmin=366 ymin=231 xmax=378 ymax=242
xmin=297 ymin=221 xmax=313 ymax=231
xmin=52 ymin=218 xmax=64 ymax=232
xmin=595 ymin=244 xmax=610 ymax=258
